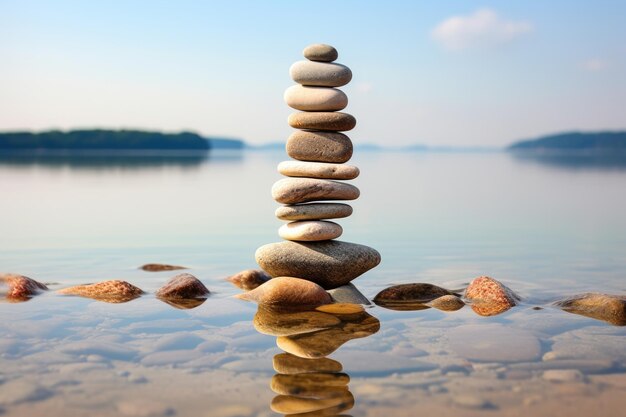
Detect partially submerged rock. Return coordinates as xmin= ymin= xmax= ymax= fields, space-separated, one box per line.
xmin=155 ymin=273 xmax=209 ymax=299
xmin=139 ymin=263 xmax=187 ymax=272
xmin=373 ymin=283 xmax=454 ymax=310
xmin=464 ymin=276 xmax=520 ymax=317
xmin=226 ymin=269 xmax=271 ymax=291
xmin=0 ymin=273 xmax=48 ymax=302
xmin=271 ymin=373 xmax=350 ymax=394
xmin=427 ymin=294 xmax=465 ymax=312
xmin=554 ymin=293 xmax=626 ymax=326
xmin=58 ymin=280 xmax=143 ymax=303
xmin=236 ymin=277 xmax=332 ymax=308
xmin=255 ymin=241 xmax=381 ymax=289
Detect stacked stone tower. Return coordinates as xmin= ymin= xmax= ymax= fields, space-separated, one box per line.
xmin=255 ymin=44 xmax=380 ymax=290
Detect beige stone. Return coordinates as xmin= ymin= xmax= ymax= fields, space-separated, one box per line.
xmin=235 ymin=277 xmax=332 ymax=308
xmin=290 ymin=60 xmax=352 ymax=87
xmin=271 ymin=178 xmax=359 ymax=204
xmin=286 ymin=130 xmax=353 ymax=163
xmin=275 ymin=203 xmax=353 ymax=221
xmin=279 ymin=220 xmax=342 ymax=241
xmin=303 ymin=43 xmax=338 ymax=62
xmin=278 ymin=160 xmax=359 ymax=180
xmin=284 ymin=85 xmax=347 ymax=111
xmin=288 ymin=111 xmax=356 ymax=131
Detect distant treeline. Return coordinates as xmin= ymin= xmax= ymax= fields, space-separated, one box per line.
xmin=0 ymin=129 xmax=244 ymax=150
xmin=508 ymin=131 xmax=626 ymax=152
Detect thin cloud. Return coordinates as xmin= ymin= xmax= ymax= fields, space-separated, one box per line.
xmin=581 ymin=58 xmax=609 ymax=71
xmin=432 ymin=8 xmax=533 ymax=51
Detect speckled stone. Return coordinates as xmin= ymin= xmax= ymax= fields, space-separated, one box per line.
xmin=276 ymin=203 xmax=353 ymax=221
xmin=155 ymin=273 xmax=209 ymax=299
xmin=58 ymin=280 xmax=143 ymax=303
xmin=236 ymin=277 xmax=332 ymax=308
xmin=284 ymin=85 xmax=348 ymax=112
xmin=288 ymin=112 xmax=356 ymax=132
xmin=226 ymin=269 xmax=271 ymax=291
xmin=554 ymin=293 xmax=626 ymax=326
xmin=303 ymin=44 xmax=338 ymax=62
xmin=255 ymin=240 xmax=381 ymax=289
xmin=278 ymin=160 xmax=359 ymax=180
xmin=290 ymin=60 xmax=352 ymax=87
xmin=271 ymin=373 xmax=349 ymax=397
xmin=279 ymin=220 xmax=342 ymax=241
xmin=286 ymin=130 xmax=353 ymax=163
xmin=272 ymin=178 xmax=360 ymax=205
xmin=0 ymin=273 xmax=48 ymax=301
xmin=273 ymin=353 xmax=343 ymax=374
xmin=465 ymin=276 xmax=520 ymax=316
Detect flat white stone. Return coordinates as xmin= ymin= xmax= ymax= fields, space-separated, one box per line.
xmin=275 ymin=203 xmax=353 ymax=221
xmin=284 ymin=85 xmax=348 ymax=111
xmin=278 ymin=160 xmax=359 ymax=180
xmin=290 ymin=60 xmax=352 ymax=87
xmin=279 ymin=220 xmax=342 ymax=241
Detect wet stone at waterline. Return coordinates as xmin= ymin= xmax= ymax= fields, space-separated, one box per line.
xmin=57 ymin=280 xmax=143 ymax=303
xmin=236 ymin=277 xmax=332 ymax=308
xmin=226 ymin=269 xmax=271 ymax=291
xmin=155 ymin=273 xmax=209 ymax=299
xmin=0 ymin=273 xmax=48 ymax=302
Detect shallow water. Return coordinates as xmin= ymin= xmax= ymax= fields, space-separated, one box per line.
xmin=1 ymin=150 xmax=625 ymax=416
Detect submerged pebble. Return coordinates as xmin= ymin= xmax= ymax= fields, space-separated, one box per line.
xmin=0 ymin=273 xmax=48 ymax=302
xmin=155 ymin=273 xmax=209 ymax=299
xmin=57 ymin=280 xmax=143 ymax=303
xmin=236 ymin=277 xmax=332 ymax=308
xmin=226 ymin=269 xmax=271 ymax=291
xmin=139 ymin=263 xmax=187 ymax=272
xmin=542 ymin=369 xmax=586 ymax=383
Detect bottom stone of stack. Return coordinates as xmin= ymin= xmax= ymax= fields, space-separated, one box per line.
xmin=255 ymin=240 xmax=381 ymax=289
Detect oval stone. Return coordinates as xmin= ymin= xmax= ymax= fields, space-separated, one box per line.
xmin=279 ymin=220 xmax=342 ymax=241
xmin=284 ymin=85 xmax=347 ymax=111
xmin=285 ymin=130 xmax=353 ymax=164
xmin=288 ymin=112 xmax=356 ymax=132
xmin=303 ymin=44 xmax=338 ymax=62
xmin=286 ymin=131 xmax=353 ymax=163
xmin=278 ymin=161 xmax=359 ymax=180
xmin=255 ymin=240 xmax=381 ymax=289
xmin=290 ymin=60 xmax=352 ymax=87
xmin=235 ymin=276 xmax=332 ymax=307
xmin=272 ymin=178 xmax=360 ymax=204
xmin=276 ymin=203 xmax=353 ymax=221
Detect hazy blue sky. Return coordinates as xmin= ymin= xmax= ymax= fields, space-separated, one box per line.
xmin=1 ymin=0 xmax=625 ymax=146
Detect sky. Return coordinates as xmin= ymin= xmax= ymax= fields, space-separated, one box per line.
xmin=1 ymin=0 xmax=625 ymax=147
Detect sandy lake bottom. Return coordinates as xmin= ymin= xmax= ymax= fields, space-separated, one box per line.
xmin=1 ymin=150 xmax=625 ymax=416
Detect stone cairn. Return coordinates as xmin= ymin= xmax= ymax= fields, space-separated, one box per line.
xmin=255 ymin=44 xmax=381 ymax=291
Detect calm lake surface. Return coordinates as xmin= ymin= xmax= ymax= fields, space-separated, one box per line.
xmin=1 ymin=150 xmax=625 ymax=416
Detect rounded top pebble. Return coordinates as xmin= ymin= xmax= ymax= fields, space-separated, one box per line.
xmin=303 ymin=44 xmax=338 ymax=62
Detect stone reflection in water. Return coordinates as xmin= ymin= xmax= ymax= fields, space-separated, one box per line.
xmin=276 ymin=304 xmax=380 ymax=358
xmin=252 ymin=303 xmax=379 ymax=416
